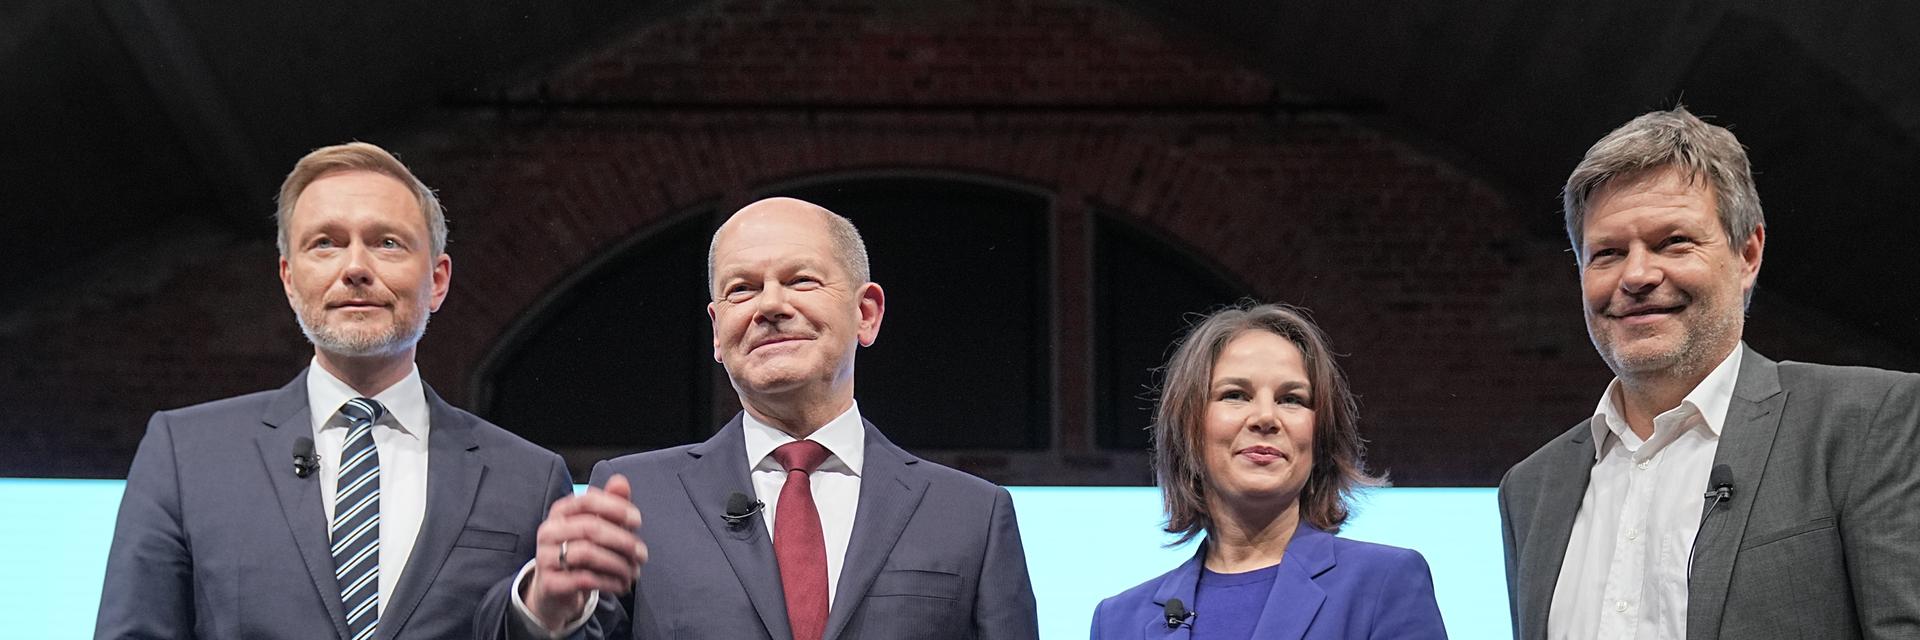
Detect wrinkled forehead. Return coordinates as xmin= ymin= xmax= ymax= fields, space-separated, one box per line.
xmin=711 ymin=223 xmax=840 ymax=280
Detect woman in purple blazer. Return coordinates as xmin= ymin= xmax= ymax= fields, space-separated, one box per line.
xmin=1090 ymin=303 xmax=1447 ymax=639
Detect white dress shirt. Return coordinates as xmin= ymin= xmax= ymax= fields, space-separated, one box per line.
xmin=1548 ymin=345 xmax=1743 ymax=640
xmin=742 ymin=401 xmax=867 ymax=608
xmin=307 ymin=358 xmax=431 ymax=617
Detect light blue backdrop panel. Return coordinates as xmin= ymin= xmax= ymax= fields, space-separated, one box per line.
xmin=1010 ymin=486 xmax=1508 ymax=640
xmin=0 ymin=480 xmax=1506 ymax=639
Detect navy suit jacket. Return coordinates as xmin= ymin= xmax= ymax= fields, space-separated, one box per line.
xmin=96 ymin=369 xmax=572 ymax=640
xmin=1089 ymin=523 xmax=1448 ymax=640
xmin=476 ymin=414 xmax=1040 ymax=640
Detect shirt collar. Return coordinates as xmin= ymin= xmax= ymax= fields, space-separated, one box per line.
xmin=305 ymin=357 xmax=431 ymax=439
xmin=1588 ymin=343 xmax=1744 ymax=460
xmin=742 ymin=400 xmax=866 ymax=476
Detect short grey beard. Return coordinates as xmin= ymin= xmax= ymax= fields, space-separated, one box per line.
xmin=296 ymin=309 xmax=429 ymax=358
xmin=1594 ymin=305 xmax=1740 ymax=385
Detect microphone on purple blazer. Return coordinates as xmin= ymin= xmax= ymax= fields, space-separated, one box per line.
xmin=1164 ymin=598 xmax=1195 ymax=629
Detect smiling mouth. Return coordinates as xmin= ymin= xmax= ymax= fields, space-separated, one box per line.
xmin=750 ymin=336 xmax=808 ymax=352
xmin=1609 ymin=305 xmax=1683 ymax=320
xmin=1236 ymin=447 xmax=1288 ymax=463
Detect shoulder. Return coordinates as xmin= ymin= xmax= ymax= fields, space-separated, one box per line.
xmin=1325 ymin=535 xmax=1431 ymax=573
xmin=155 ymin=388 xmax=281 ymax=423
xmin=1093 ymin=564 xmax=1181 ymax=625
xmin=1501 ymin=421 xmax=1590 ymax=490
xmin=452 ymin=406 xmax=563 ymax=464
xmin=145 ymin=388 xmax=287 ymax=445
xmin=595 ymin=443 xmax=704 ymax=477
xmin=908 ymin=455 xmax=1007 ymax=496
xmin=863 ymin=423 xmax=1005 ymax=495
xmin=1777 ymin=360 xmax=1920 ymax=394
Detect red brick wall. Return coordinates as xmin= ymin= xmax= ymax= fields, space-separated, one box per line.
xmin=5 ymin=0 xmax=1901 ymax=482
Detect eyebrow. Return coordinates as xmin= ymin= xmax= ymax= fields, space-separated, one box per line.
xmin=1211 ymin=377 xmax=1311 ymax=390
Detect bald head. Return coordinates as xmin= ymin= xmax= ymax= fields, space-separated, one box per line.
xmin=707 ymin=197 xmax=870 ymax=296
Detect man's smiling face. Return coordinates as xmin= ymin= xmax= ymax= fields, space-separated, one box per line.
xmin=1579 ymin=165 xmax=1762 ymax=382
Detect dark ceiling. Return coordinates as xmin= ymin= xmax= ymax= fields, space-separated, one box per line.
xmin=5 ymin=0 xmax=1918 ymax=351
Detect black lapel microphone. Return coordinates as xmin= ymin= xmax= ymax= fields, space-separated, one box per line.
xmin=292 ymin=436 xmax=320 ymax=478
xmin=1163 ymin=598 xmax=1195 ymax=629
xmin=1688 ymin=464 xmax=1735 ymax=579
xmin=722 ymin=491 xmax=765 ymax=529
xmin=1703 ymin=464 xmax=1734 ymax=508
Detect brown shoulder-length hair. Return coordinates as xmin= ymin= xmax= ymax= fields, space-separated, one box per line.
xmin=1152 ymin=302 xmax=1383 ymax=544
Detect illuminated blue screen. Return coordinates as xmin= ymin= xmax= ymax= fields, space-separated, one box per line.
xmin=1 ymin=480 xmax=1507 ymax=639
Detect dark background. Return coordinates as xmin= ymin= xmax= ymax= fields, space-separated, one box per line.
xmin=4 ymin=0 xmax=1917 ymax=484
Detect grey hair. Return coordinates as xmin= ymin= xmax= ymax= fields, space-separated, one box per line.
xmin=707 ymin=203 xmax=871 ymax=295
xmin=1563 ymin=106 xmax=1763 ymax=261
xmin=275 ymin=142 xmax=447 ymax=257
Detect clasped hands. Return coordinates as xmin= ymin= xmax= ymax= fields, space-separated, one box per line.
xmin=523 ymin=474 xmax=649 ymax=631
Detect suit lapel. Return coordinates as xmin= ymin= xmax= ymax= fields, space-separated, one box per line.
xmin=1247 ymin=524 xmax=1332 ymax=640
xmin=377 ymin=386 xmax=484 ymax=640
xmin=822 ymin=422 xmax=930 ymax=640
xmin=1687 ymin=347 xmax=1784 ymax=640
xmin=1518 ymin=425 xmax=1597 ymax=640
xmin=256 ymin=370 xmax=354 ymax=640
xmin=681 ymin=416 xmax=788 ymax=640
xmin=1143 ymin=551 xmax=1202 ymax=640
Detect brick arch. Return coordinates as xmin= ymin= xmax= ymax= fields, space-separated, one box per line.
xmin=411 ymin=116 xmax=1424 ymax=406
xmin=464 ymin=201 xmax=722 ymax=412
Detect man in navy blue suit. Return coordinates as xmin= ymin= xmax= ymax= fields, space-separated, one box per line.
xmin=479 ymin=197 xmax=1040 ymax=640
xmin=96 ymin=142 xmax=571 ymax=640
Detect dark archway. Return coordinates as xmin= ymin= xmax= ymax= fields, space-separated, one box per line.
xmin=478 ymin=208 xmax=720 ymax=452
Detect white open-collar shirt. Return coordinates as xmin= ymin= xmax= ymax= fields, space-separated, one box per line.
xmin=1549 ymin=345 xmax=1743 ymax=640
xmin=307 ymin=358 xmax=431 ymax=616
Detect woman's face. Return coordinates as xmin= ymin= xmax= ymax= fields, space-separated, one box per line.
xmin=1200 ymin=330 xmax=1317 ymax=516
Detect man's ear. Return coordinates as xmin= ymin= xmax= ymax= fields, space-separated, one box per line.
xmin=856 ymin=282 xmax=885 ymax=347
xmin=708 ymin=301 xmax=725 ymax=362
xmin=279 ymin=255 xmax=295 ymax=304
xmin=427 ymin=253 xmax=452 ymax=312
xmin=1739 ymin=224 xmax=1766 ymax=292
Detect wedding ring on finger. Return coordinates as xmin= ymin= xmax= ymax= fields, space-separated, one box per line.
xmin=558 ymin=540 xmax=570 ymax=570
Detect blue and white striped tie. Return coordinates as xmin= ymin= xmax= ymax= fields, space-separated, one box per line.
xmin=331 ymin=397 xmax=386 ymax=640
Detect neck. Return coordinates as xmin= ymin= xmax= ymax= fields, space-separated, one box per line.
xmin=1615 ymin=342 xmax=1737 ymax=440
xmin=1615 ymin=378 xmax=1689 ymax=440
xmin=739 ymin=389 xmax=854 ymax=439
xmin=314 ymin=348 xmax=415 ymax=398
xmin=1203 ymin=498 xmax=1300 ymax=573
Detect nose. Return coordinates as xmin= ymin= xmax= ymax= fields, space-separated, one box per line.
xmin=1618 ymin=247 xmax=1662 ymax=295
xmin=1247 ymin=400 xmax=1282 ymax=434
xmin=751 ymin=280 xmax=794 ymax=323
xmin=339 ymin=244 xmax=375 ymax=288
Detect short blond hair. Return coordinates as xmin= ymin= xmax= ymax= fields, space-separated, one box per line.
xmin=275 ymin=142 xmax=447 ymax=256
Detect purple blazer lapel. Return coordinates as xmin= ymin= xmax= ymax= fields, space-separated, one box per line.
xmin=1247 ymin=523 xmax=1333 ymax=640
xmin=1143 ymin=551 xmax=1203 ymax=640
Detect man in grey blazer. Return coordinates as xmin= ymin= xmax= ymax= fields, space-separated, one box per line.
xmin=97 ymin=142 xmax=571 ymax=639
xmin=476 ymin=197 xmax=1039 ymax=639
xmin=1500 ymin=106 xmax=1920 ymax=640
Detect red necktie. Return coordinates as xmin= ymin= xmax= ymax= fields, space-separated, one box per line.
xmin=773 ymin=440 xmax=831 ymax=640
